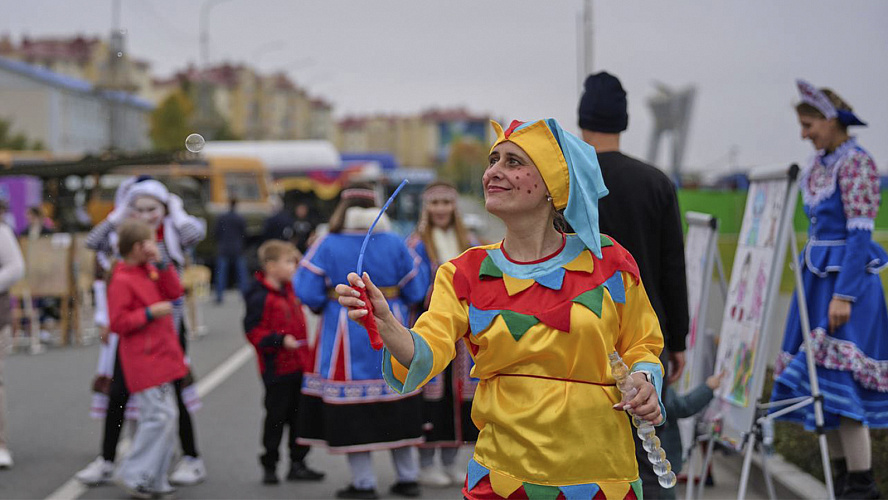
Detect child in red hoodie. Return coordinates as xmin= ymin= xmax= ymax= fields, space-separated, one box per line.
xmin=244 ymin=240 xmax=325 ymax=485
xmin=109 ymin=220 xmax=187 ymax=498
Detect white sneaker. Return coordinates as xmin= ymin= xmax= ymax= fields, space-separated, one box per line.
xmin=418 ymin=466 xmax=451 ymax=488
xmin=445 ymin=465 xmax=467 ymax=485
xmin=0 ymin=447 xmax=12 ymax=469
xmin=75 ymin=457 xmax=114 ymax=485
xmin=169 ymin=456 xmax=207 ymax=485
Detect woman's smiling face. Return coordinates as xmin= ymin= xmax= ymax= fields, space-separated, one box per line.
xmin=482 ymin=141 xmax=548 ymax=217
xmin=798 ymin=113 xmax=841 ymax=151
xmin=426 ymin=197 xmax=455 ymax=229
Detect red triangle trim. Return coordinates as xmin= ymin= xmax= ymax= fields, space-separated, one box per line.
xmin=503 ymin=120 xmax=526 ymax=139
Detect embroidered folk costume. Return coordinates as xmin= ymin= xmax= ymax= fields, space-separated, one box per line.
xmin=294 ymin=191 xmax=428 ymax=452
xmin=384 ymin=119 xmax=665 ymax=499
xmin=772 ymin=81 xmax=888 ymax=430
xmin=406 ymin=183 xmax=480 ymax=470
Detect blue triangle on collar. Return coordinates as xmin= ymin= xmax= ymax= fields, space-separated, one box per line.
xmin=534 ymin=267 xmax=566 ymax=290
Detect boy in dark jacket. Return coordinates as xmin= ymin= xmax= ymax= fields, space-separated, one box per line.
xmin=244 ymin=239 xmax=325 ymax=485
xmin=109 ymin=220 xmax=187 ymax=499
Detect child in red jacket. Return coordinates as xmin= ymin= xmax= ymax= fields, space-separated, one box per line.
xmin=244 ymin=240 xmax=325 ymax=485
xmin=109 ymin=220 xmax=187 ymax=498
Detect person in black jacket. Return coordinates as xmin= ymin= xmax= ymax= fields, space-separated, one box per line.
xmin=214 ymin=198 xmax=250 ymax=303
xmin=262 ymin=202 xmax=316 ymax=255
xmin=262 ymin=203 xmax=295 ymax=243
xmin=579 ymin=71 xmax=690 ymax=500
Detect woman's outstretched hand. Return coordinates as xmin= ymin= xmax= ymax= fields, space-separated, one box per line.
xmin=336 ymin=272 xmax=394 ymax=325
xmin=615 ymin=372 xmax=663 ymax=425
xmin=335 ymin=272 xmax=415 ymax=365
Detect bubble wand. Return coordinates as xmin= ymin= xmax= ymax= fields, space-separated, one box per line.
xmin=354 ymin=179 xmax=410 ymax=350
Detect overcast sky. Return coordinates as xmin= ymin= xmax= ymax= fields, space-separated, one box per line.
xmin=3 ymin=0 xmax=886 ymax=174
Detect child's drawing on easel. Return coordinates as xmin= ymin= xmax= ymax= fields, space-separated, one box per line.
xmin=728 ymin=333 xmax=758 ymax=407
xmin=730 ymin=252 xmax=752 ymax=321
xmin=762 ymin=183 xmax=784 ymax=247
xmin=747 ymin=259 xmax=768 ymax=323
xmin=717 ymin=338 xmax=736 ymax=396
xmin=744 ymin=186 xmax=767 ymax=247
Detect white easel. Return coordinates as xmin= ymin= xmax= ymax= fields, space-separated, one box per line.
xmin=689 ymin=164 xmax=833 ymax=500
xmin=736 ymin=164 xmax=833 ymax=500
xmin=681 ymin=212 xmax=727 ymax=500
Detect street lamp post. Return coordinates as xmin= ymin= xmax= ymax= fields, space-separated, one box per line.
xmin=199 ymin=0 xmax=234 ymax=69
xmin=576 ymin=0 xmax=594 ymax=95
xmin=196 ymin=0 xmax=234 ymax=137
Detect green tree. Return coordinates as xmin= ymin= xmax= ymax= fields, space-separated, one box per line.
xmin=0 ymin=117 xmax=44 ymax=150
xmin=212 ymin=120 xmax=240 ymax=141
xmin=442 ymin=137 xmax=487 ymax=197
xmin=150 ymin=90 xmax=195 ymax=150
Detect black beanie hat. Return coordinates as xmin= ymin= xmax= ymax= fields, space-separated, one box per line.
xmin=578 ymin=71 xmax=628 ymax=133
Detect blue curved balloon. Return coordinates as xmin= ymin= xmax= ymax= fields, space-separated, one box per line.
xmin=356 ymin=179 xmax=410 ymax=276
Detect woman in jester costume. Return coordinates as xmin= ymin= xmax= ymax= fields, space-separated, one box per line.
xmin=337 ymin=118 xmax=666 ymax=499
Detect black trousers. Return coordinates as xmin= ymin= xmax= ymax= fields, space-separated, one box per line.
xmin=101 ymin=329 xmax=199 ymax=461
xmin=261 ymin=375 xmax=310 ymax=469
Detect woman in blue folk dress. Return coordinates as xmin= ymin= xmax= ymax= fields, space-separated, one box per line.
xmin=771 ymin=80 xmax=887 ymax=499
xmin=294 ymin=184 xmax=428 ymax=499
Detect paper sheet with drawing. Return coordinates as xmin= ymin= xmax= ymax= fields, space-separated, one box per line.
xmin=706 ymin=166 xmax=798 ymax=450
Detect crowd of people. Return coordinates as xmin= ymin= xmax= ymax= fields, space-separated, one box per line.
xmin=0 ymin=71 xmax=883 ymax=500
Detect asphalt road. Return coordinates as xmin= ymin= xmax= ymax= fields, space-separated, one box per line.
xmin=0 ymin=292 xmax=767 ymax=500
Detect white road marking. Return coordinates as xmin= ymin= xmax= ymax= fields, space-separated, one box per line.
xmin=44 ymin=346 xmax=254 ymax=500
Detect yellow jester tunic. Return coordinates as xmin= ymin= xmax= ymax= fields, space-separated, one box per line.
xmin=382 ymin=233 xmax=665 ymax=500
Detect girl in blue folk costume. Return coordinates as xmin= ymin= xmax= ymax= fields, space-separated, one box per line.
xmin=406 ymin=181 xmax=481 ymax=488
xmin=771 ymin=80 xmax=887 ymax=500
xmin=336 ymin=119 xmax=665 ymax=500
xmin=294 ymin=184 xmax=429 ymax=499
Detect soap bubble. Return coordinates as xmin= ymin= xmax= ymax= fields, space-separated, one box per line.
xmin=647 ymin=448 xmax=666 ymax=464
xmin=185 ymin=133 xmax=205 ymax=153
xmin=653 ymin=460 xmax=671 ymax=476
xmin=636 ymin=426 xmax=653 ymax=438
xmin=642 ymin=435 xmax=661 ymax=453
xmin=658 ymin=471 xmax=677 ymax=488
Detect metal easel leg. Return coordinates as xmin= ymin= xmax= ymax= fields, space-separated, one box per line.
xmin=759 ymin=433 xmax=777 ymax=500
xmin=697 ymin=437 xmax=716 ymax=500
xmin=788 ymin=229 xmax=834 ymax=500
xmin=818 ymin=432 xmax=835 ymax=500
xmin=737 ymin=432 xmax=756 ymax=500
xmin=685 ymin=443 xmax=698 ymax=500
xmin=24 ymin=290 xmax=43 ymax=354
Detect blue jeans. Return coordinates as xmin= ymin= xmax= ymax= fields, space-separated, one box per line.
xmin=215 ymin=254 xmax=249 ymax=303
